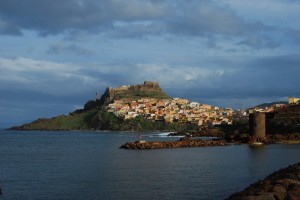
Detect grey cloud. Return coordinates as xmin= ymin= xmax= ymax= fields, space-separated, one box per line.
xmin=0 ymin=19 xmax=22 ymax=35
xmin=165 ymin=54 xmax=300 ymax=102
xmin=1 ymin=54 xmax=299 ymax=126
xmin=0 ymin=0 xmax=167 ymax=35
xmin=0 ymin=0 xmax=280 ymax=49
xmin=77 ymin=62 xmax=147 ymax=87
xmin=169 ymin=2 xmax=245 ymax=36
xmin=238 ymin=35 xmax=280 ymax=49
xmin=0 ymin=57 xmax=100 ymax=96
xmin=111 ymin=22 xmax=166 ymax=38
xmin=78 ymin=68 xmax=128 ymax=87
xmin=2 ymin=54 xmax=299 ymax=104
xmin=167 ymin=1 xmax=272 ymax=36
xmin=47 ymin=43 xmax=94 ymax=56
xmin=287 ymin=28 xmax=300 ymax=45
xmin=224 ymin=55 xmax=300 ymax=96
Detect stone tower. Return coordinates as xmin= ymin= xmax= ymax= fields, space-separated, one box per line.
xmin=249 ymin=112 xmax=266 ymax=137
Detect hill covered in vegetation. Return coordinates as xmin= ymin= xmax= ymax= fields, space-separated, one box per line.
xmin=10 ymin=81 xmax=196 ymax=131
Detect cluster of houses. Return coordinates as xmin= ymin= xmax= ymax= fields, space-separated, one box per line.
xmin=107 ymin=97 xmax=234 ymax=126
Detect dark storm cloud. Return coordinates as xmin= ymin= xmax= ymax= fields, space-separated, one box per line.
xmin=0 ymin=0 xmax=168 ymax=35
xmin=167 ymin=1 xmax=271 ymax=36
xmin=0 ymin=0 xmax=281 ymax=49
xmin=0 ymin=19 xmax=22 ymax=35
xmin=164 ymin=1 xmax=280 ymax=50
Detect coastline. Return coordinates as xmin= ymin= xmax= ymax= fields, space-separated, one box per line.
xmin=5 ymin=128 xmax=300 ymax=145
xmin=275 ymin=140 xmax=300 ymax=144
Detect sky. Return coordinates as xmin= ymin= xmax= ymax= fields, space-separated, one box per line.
xmin=1 ymin=0 xmax=300 ymax=128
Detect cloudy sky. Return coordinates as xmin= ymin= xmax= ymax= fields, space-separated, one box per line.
xmin=1 ymin=0 xmax=300 ymax=128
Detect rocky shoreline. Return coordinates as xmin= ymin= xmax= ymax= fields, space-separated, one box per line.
xmin=120 ymin=132 xmax=300 ymax=150
xmin=169 ymin=131 xmax=300 ymax=145
xmin=120 ymin=137 xmax=227 ymax=149
xmin=224 ymin=133 xmax=300 ymax=144
xmin=226 ymin=162 xmax=300 ymax=200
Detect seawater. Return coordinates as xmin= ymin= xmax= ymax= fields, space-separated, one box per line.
xmin=0 ymin=130 xmax=299 ymax=200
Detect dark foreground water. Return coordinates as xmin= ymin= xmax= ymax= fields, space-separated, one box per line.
xmin=0 ymin=131 xmax=299 ymax=200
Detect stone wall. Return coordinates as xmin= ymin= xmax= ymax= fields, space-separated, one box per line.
xmin=143 ymin=81 xmax=159 ymax=88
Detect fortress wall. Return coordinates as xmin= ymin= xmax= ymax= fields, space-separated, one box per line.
xmin=144 ymin=81 xmax=159 ymax=88
xmin=113 ymin=85 xmax=129 ymax=91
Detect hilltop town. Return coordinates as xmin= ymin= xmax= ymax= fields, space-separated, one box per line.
xmin=99 ymin=83 xmax=300 ymax=130
xmin=94 ymin=81 xmax=235 ymax=127
xmin=107 ymin=97 xmax=234 ymax=126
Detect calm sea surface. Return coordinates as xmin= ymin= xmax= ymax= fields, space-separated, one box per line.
xmin=0 ymin=130 xmax=299 ymax=200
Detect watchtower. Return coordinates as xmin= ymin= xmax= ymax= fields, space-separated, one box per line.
xmin=249 ymin=111 xmax=266 ymax=137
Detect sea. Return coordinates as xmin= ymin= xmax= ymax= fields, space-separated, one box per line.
xmin=0 ymin=130 xmax=299 ymax=200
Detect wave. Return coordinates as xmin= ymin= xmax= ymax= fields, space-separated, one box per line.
xmin=147 ymin=132 xmax=182 ymax=138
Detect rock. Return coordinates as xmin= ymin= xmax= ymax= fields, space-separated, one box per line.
xmin=120 ymin=137 xmax=227 ymax=150
xmin=226 ymin=162 xmax=300 ymax=200
xmin=287 ymin=183 xmax=300 ymax=200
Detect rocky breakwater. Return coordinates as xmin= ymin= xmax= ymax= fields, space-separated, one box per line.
xmin=226 ymin=162 xmax=300 ymax=200
xmin=120 ymin=137 xmax=226 ymax=150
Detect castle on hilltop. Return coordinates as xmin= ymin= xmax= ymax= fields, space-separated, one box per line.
xmin=93 ymin=81 xmax=167 ymax=104
xmin=108 ymin=81 xmax=160 ymax=93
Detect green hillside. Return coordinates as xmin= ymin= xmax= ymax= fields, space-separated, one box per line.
xmin=11 ymin=107 xmax=197 ymax=132
xmin=11 ymin=110 xmax=96 ymax=130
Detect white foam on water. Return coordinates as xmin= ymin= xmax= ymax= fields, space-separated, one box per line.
xmin=147 ymin=132 xmax=182 ymax=138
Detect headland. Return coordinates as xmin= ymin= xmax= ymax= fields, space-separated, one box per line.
xmin=8 ymin=81 xmax=300 ymax=146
